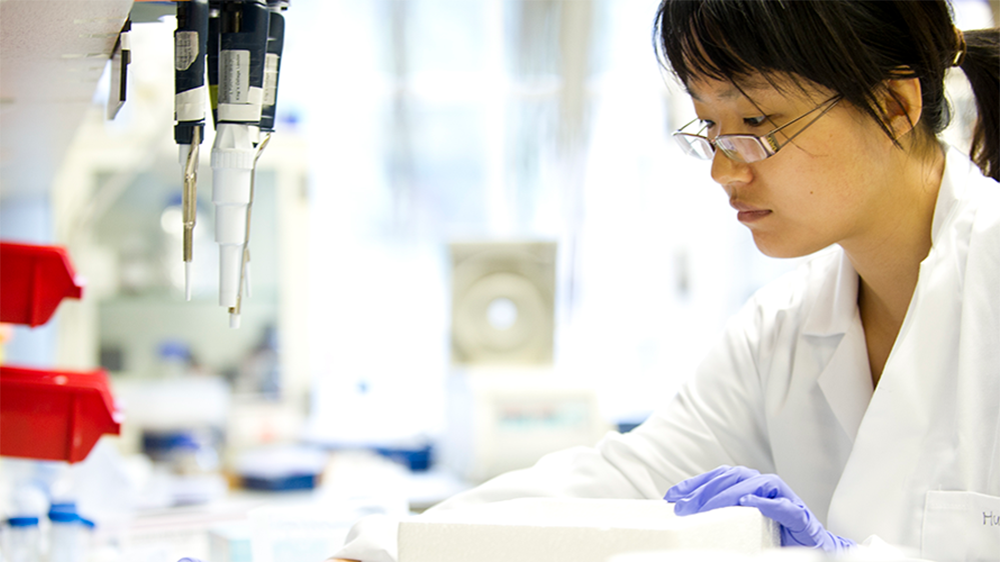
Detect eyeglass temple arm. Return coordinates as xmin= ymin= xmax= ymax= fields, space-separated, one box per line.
xmin=766 ymin=96 xmax=842 ymax=153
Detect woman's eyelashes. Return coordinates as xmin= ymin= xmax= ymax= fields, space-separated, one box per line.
xmin=698 ymin=115 xmax=769 ymax=133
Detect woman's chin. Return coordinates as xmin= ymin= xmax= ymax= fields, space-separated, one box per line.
xmin=752 ymin=234 xmax=822 ymax=259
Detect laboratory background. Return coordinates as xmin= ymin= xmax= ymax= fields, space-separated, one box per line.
xmin=0 ymin=0 xmax=995 ymax=561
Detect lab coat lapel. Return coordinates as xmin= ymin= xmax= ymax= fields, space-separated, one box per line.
xmin=815 ymin=317 xmax=871 ymax=441
xmin=825 ymin=147 xmax=996 ymax=548
xmin=770 ymin=250 xmax=869 ymax=525
xmin=811 ymin=253 xmax=873 ymax=442
xmin=951 ymin=165 xmax=1000 ymax=503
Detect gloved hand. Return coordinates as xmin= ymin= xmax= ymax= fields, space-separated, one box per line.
xmin=664 ymin=466 xmax=856 ymax=554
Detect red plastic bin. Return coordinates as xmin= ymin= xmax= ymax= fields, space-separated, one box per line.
xmin=1 ymin=242 xmax=85 ymax=327
xmin=0 ymin=365 xmax=122 ymax=463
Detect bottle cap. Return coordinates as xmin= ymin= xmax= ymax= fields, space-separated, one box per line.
xmin=49 ymin=511 xmax=81 ymax=524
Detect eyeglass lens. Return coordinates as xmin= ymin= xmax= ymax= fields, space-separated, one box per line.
xmin=716 ymin=137 xmax=770 ymax=162
xmin=674 ymin=134 xmax=769 ymax=163
xmin=675 ymin=134 xmax=714 ymax=160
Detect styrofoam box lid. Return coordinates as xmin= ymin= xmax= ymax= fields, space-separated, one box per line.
xmin=399 ymin=498 xmax=781 ymax=562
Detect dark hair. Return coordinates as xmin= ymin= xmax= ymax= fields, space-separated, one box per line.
xmin=654 ymin=0 xmax=999 ymax=182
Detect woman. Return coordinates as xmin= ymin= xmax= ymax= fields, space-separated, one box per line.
xmin=332 ymin=1 xmax=999 ymax=560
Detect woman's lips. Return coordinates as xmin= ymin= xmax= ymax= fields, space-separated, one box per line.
xmin=737 ymin=209 xmax=771 ymax=223
xmin=731 ymin=201 xmax=771 ymax=223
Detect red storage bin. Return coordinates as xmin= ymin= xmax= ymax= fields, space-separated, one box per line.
xmin=0 ymin=365 xmax=122 ymax=463
xmin=0 ymin=242 xmax=83 ymax=327
xmin=0 ymin=242 xmax=84 ymax=327
xmin=0 ymin=241 xmax=120 ymax=463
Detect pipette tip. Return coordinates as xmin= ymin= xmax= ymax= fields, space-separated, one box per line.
xmin=184 ymin=261 xmax=193 ymax=301
xmin=229 ymin=311 xmax=241 ymax=329
xmin=244 ymin=261 xmax=252 ymax=298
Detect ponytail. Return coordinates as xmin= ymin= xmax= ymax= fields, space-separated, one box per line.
xmin=958 ymin=28 xmax=1000 ymax=182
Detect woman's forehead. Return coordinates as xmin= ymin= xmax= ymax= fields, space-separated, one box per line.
xmin=686 ymin=73 xmax=830 ymax=106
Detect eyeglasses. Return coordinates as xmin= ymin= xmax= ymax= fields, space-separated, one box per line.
xmin=673 ymin=95 xmax=842 ymax=163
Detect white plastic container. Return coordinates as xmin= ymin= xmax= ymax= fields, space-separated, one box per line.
xmin=2 ymin=516 xmax=41 ymax=562
xmin=47 ymin=509 xmax=92 ymax=562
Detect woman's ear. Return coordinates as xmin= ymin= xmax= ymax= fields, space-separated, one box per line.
xmin=881 ymin=76 xmax=923 ymax=140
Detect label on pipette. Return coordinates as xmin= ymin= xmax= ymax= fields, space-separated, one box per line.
xmin=175 ymin=31 xmax=199 ymax=71
xmin=220 ymin=50 xmax=251 ymax=105
xmin=175 ymin=86 xmax=206 ymax=122
xmin=263 ymin=53 xmax=279 ymax=107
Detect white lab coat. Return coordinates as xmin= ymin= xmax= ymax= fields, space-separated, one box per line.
xmin=333 ymin=146 xmax=1000 ymax=562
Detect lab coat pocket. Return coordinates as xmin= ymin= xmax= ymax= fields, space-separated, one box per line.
xmin=922 ymin=490 xmax=1000 ymax=562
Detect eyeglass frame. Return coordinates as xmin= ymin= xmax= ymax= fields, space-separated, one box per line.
xmin=673 ymin=94 xmax=843 ymax=163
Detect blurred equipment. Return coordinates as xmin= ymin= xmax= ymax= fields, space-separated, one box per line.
xmin=442 ymin=372 xmax=607 ymax=483
xmin=449 ymin=241 xmax=556 ymax=365
xmin=115 ymin=374 xmax=229 ymax=506
xmin=444 ymin=241 xmax=606 ymax=482
xmin=175 ymin=0 xmax=290 ymax=327
xmin=234 ymin=444 xmax=327 ymax=491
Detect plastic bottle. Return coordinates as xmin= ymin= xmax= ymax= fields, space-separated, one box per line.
xmin=47 ymin=503 xmax=92 ymax=562
xmin=2 ymin=516 xmax=41 ymax=562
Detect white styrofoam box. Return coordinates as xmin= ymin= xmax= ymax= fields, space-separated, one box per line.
xmin=609 ymin=548 xmax=829 ymax=562
xmin=398 ymin=498 xmax=781 ymax=562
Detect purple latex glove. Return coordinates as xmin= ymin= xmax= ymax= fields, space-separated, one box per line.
xmin=664 ymin=466 xmax=856 ymax=554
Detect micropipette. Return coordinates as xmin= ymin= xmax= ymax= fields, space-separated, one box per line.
xmin=175 ymin=0 xmax=209 ymax=301
xmin=210 ymin=0 xmax=269 ymax=320
xmin=228 ymin=132 xmax=270 ymax=329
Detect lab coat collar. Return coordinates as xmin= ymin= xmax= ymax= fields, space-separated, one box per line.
xmin=800 ymin=143 xmax=967 ymax=339
xmin=805 ymin=144 xmax=973 ymax=440
xmin=808 ymin=251 xmax=872 ymax=440
xmin=800 ymin=250 xmax=858 ymax=338
xmin=929 ymin=144 xmax=971 ymax=246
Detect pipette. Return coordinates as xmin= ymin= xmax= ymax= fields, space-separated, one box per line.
xmin=174 ymin=0 xmax=209 ymax=301
xmin=229 ymin=0 xmax=287 ymax=325
xmin=181 ymin=127 xmax=200 ymax=300
xmin=260 ymin=1 xmax=288 ymax=135
xmin=228 ymin=132 xmax=271 ymax=328
xmin=210 ymin=0 xmax=269 ymax=322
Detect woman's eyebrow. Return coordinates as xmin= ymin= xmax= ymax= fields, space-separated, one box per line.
xmin=688 ymin=87 xmax=739 ymax=102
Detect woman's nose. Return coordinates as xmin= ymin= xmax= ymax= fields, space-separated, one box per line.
xmin=710 ymin=149 xmax=753 ymax=187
